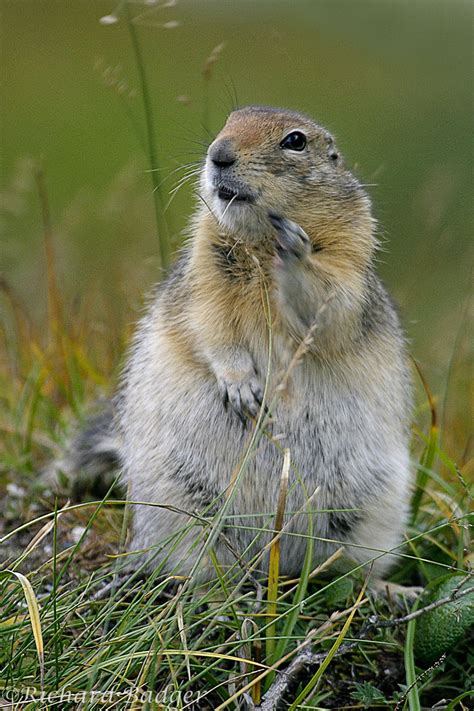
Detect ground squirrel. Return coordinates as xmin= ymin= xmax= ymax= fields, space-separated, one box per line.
xmin=54 ymin=106 xmax=414 ymax=587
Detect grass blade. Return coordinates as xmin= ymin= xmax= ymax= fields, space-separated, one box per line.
xmin=266 ymin=447 xmax=290 ymax=661
xmin=0 ymin=570 xmax=44 ymax=690
xmin=287 ymin=576 xmax=369 ymax=710
xmin=404 ymin=612 xmax=421 ymax=711
xmin=124 ymin=1 xmax=171 ymax=270
xmin=411 ymin=360 xmax=439 ymax=523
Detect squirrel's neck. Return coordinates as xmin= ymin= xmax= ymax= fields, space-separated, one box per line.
xmin=191 ymin=208 xmax=274 ymax=268
xmin=188 ymin=207 xmax=377 ymax=357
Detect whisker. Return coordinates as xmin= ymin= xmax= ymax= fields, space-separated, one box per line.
xmin=163 ymin=170 xmax=201 ymax=210
xmin=144 ymin=159 xmax=201 ymax=176
xmin=153 ymin=165 xmax=201 ymax=194
xmin=171 ymin=150 xmax=207 ymax=159
xmin=170 ymin=166 xmax=202 ymax=186
xmin=154 ymin=161 xmax=201 ymax=188
xmin=169 ymin=135 xmax=210 ymax=149
xmin=197 ymin=192 xmax=219 ymax=222
xmin=166 ymin=170 xmax=201 ymax=197
xmin=221 ymin=193 xmax=237 ymax=220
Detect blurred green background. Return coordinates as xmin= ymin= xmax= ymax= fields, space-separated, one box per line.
xmin=1 ymin=0 xmax=472 ymax=428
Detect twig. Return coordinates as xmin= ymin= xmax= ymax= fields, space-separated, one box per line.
xmin=257 ymin=604 xmax=367 ymax=711
xmin=218 ymin=599 xmax=368 ymax=710
xmin=275 ymin=293 xmax=335 ymax=396
xmin=257 ymin=576 xmax=473 ymax=710
xmin=394 ymin=654 xmax=446 ymax=711
xmin=386 ymin=585 xmax=474 ymax=623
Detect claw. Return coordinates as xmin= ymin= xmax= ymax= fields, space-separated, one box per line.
xmin=268 ymin=211 xmax=284 ymax=229
xmin=250 ymin=383 xmax=264 ymax=408
xmin=268 ymin=211 xmax=310 ymax=260
xmin=217 ymin=373 xmax=265 ymax=423
xmin=218 ymin=379 xmax=229 ymax=409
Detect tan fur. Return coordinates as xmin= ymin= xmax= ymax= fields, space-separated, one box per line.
xmin=57 ymin=107 xmax=414 ymax=587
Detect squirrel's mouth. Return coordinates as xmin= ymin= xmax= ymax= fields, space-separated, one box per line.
xmin=216 ymin=184 xmax=254 ymax=204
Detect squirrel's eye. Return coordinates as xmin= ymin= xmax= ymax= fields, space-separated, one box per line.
xmin=280 ymin=131 xmax=307 ymax=152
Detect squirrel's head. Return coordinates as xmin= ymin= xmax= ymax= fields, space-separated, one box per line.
xmin=202 ymin=106 xmax=375 ymax=258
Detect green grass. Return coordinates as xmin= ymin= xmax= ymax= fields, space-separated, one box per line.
xmin=1 ymin=2 xmax=472 ymax=708
xmin=0 ymin=418 xmax=471 ymax=709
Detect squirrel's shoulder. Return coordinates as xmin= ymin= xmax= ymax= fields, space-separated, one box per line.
xmin=360 ymin=270 xmax=404 ymax=339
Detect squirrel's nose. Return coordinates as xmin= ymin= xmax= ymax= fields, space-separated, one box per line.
xmin=209 ymin=139 xmax=236 ymax=168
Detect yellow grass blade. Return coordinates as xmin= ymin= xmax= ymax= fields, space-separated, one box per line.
xmin=266 ymin=448 xmax=290 ymax=660
xmin=1 ymin=570 xmax=44 ymax=689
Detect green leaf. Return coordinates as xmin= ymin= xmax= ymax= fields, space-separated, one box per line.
xmin=414 ymin=574 xmax=474 ymax=665
xmin=351 ymin=681 xmax=386 ymax=708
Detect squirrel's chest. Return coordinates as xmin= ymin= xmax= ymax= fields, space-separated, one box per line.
xmin=270 ymin=368 xmax=371 ymax=452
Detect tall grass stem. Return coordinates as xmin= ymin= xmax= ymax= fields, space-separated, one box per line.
xmin=125 ymin=2 xmax=171 ymax=271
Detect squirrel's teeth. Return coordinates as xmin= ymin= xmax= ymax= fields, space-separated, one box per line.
xmin=217 ymin=186 xmax=250 ymax=202
xmin=218 ymin=187 xmax=236 ymax=201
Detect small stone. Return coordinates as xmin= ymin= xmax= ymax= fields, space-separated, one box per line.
xmin=70 ymin=526 xmax=87 ymax=543
xmin=6 ymin=483 xmax=26 ymax=498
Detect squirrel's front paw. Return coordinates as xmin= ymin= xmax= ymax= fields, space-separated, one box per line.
xmin=269 ymin=212 xmax=311 ymax=260
xmin=217 ymin=373 xmax=264 ymax=422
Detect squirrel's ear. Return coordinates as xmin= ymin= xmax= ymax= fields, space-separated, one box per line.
xmin=326 ymin=139 xmax=343 ymax=167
